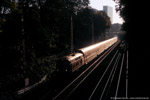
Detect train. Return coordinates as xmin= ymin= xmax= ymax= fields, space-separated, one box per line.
xmin=57 ymin=37 xmax=118 ymax=73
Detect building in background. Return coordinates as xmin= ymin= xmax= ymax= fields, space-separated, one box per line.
xmin=103 ymin=6 xmax=113 ymax=24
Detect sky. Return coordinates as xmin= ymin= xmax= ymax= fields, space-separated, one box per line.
xmin=89 ymin=0 xmax=124 ymax=24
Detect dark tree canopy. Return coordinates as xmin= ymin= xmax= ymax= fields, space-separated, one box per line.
xmin=114 ymin=0 xmax=150 ymax=97
xmin=0 ymin=0 xmax=111 ymax=97
xmin=74 ymin=8 xmax=111 ymax=49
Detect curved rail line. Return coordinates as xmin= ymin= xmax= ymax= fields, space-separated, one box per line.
xmin=88 ymin=51 xmax=120 ymax=100
xmin=114 ymin=53 xmax=125 ymax=100
xmin=89 ymin=41 xmax=126 ymax=100
xmin=52 ymin=41 xmax=120 ymax=100
xmin=100 ymin=53 xmax=121 ymax=100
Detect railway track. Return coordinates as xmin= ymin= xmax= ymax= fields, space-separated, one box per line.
xmin=50 ymin=40 xmax=127 ymax=100
xmin=37 ymin=40 xmax=128 ymax=100
xmin=52 ymin=41 xmax=119 ymax=99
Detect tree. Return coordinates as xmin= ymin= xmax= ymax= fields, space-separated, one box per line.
xmin=40 ymin=0 xmax=90 ymax=54
xmin=0 ymin=0 xmax=14 ymax=15
xmin=0 ymin=7 xmax=24 ymax=94
xmin=0 ymin=0 xmax=50 ymax=93
xmin=0 ymin=0 xmax=112 ymax=97
xmin=73 ymin=7 xmax=111 ymax=49
xmin=0 ymin=0 xmax=91 ymax=95
xmin=0 ymin=0 xmax=16 ymax=33
xmin=74 ymin=7 xmax=93 ymax=48
xmin=93 ymin=11 xmax=111 ymax=41
xmin=113 ymin=0 xmax=150 ymax=97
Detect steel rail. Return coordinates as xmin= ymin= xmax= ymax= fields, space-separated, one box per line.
xmin=88 ymin=50 xmax=119 ymax=100
xmin=99 ymin=53 xmax=121 ymax=100
xmin=104 ymin=42 xmax=127 ymax=100
xmin=52 ymin=41 xmax=120 ymax=100
xmin=115 ymin=53 xmax=125 ymax=100
xmin=126 ymin=49 xmax=128 ymax=98
xmin=65 ymin=49 xmax=119 ymax=100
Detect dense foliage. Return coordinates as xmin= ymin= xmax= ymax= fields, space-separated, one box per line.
xmin=0 ymin=0 xmax=111 ymax=97
xmin=114 ymin=0 xmax=149 ymax=97
xmin=74 ymin=8 xmax=111 ymax=49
